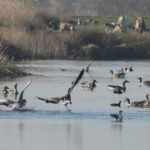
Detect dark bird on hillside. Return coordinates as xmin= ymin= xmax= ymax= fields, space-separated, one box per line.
xmin=110 ymin=110 xmax=123 ymax=122
xmin=37 ymin=69 xmax=85 ymax=111
xmin=0 ymin=80 xmax=32 ymax=111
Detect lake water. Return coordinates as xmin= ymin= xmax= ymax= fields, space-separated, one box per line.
xmin=0 ymin=60 xmax=150 ymax=150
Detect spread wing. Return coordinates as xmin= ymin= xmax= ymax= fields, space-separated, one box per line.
xmin=0 ymin=99 xmax=15 ymax=107
xmin=85 ymin=62 xmax=92 ymax=72
xmin=36 ymin=96 xmax=60 ymax=104
xmin=18 ymin=79 xmax=32 ymax=102
xmin=110 ymin=114 xmax=118 ymax=120
xmin=68 ymin=68 xmax=84 ymax=94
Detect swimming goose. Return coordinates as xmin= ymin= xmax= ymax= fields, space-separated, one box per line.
xmin=109 ymin=69 xmax=126 ymax=78
xmin=37 ymin=68 xmax=85 ymax=111
xmin=9 ymin=83 xmax=19 ymax=95
xmin=143 ymin=93 xmax=150 ymax=107
xmin=125 ymin=65 xmax=133 ymax=72
xmin=138 ymin=77 xmax=150 ymax=87
xmin=0 ymin=86 xmax=9 ymax=94
xmin=82 ymin=80 xmax=97 ymax=91
xmin=110 ymin=110 xmax=123 ymax=122
xmin=108 ymin=80 xmax=129 ymax=92
xmin=85 ymin=61 xmax=92 ymax=72
xmin=0 ymin=80 xmax=32 ymax=111
xmin=123 ymin=95 xmax=148 ymax=107
xmin=110 ymin=101 xmax=121 ymax=107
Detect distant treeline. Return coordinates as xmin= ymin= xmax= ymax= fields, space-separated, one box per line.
xmin=31 ymin=0 xmax=150 ymax=16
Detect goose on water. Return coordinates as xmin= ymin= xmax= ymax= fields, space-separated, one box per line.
xmin=9 ymin=83 xmax=19 ymax=95
xmin=138 ymin=77 xmax=150 ymax=87
xmin=82 ymin=80 xmax=97 ymax=91
xmin=123 ymin=93 xmax=150 ymax=108
xmin=108 ymin=80 xmax=129 ymax=92
xmin=109 ymin=69 xmax=126 ymax=78
xmin=0 ymin=80 xmax=32 ymax=111
xmin=110 ymin=110 xmax=123 ymax=122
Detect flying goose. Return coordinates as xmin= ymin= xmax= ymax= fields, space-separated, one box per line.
xmin=138 ymin=77 xmax=150 ymax=87
xmin=110 ymin=101 xmax=121 ymax=107
xmin=108 ymin=80 xmax=129 ymax=92
xmin=110 ymin=110 xmax=123 ymax=122
xmin=109 ymin=69 xmax=126 ymax=78
xmin=37 ymin=69 xmax=85 ymax=111
xmin=0 ymin=79 xmax=32 ymax=111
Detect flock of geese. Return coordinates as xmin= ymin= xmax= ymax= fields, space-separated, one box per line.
xmin=0 ymin=62 xmax=150 ymax=122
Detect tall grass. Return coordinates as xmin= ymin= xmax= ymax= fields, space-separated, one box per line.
xmin=0 ymin=0 xmax=150 ymax=61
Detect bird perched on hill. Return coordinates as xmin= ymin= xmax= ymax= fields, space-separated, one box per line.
xmin=110 ymin=110 xmax=123 ymax=122
xmin=37 ymin=69 xmax=85 ymax=111
xmin=0 ymin=80 xmax=32 ymax=111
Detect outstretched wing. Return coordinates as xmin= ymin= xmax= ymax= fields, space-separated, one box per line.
xmin=18 ymin=79 xmax=32 ymax=102
xmin=0 ymin=99 xmax=15 ymax=107
xmin=36 ymin=96 xmax=60 ymax=104
xmin=68 ymin=68 xmax=85 ymax=94
xmin=85 ymin=62 xmax=92 ymax=72
xmin=110 ymin=114 xmax=118 ymax=120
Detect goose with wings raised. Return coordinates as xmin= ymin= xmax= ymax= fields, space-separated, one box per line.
xmin=110 ymin=110 xmax=123 ymax=122
xmin=0 ymin=80 xmax=32 ymax=111
xmin=37 ymin=68 xmax=85 ymax=111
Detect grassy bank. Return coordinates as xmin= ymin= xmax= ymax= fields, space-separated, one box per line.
xmin=0 ymin=0 xmax=150 ymax=62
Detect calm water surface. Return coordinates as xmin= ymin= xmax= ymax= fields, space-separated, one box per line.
xmin=0 ymin=60 xmax=150 ymax=150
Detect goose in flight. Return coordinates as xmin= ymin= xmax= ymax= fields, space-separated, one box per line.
xmin=37 ymin=68 xmax=85 ymax=111
xmin=110 ymin=110 xmax=123 ymax=122
xmin=0 ymin=80 xmax=32 ymax=111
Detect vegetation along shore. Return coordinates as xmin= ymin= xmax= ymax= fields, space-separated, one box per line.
xmin=0 ymin=0 xmax=150 ymax=76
